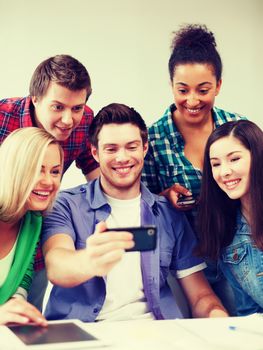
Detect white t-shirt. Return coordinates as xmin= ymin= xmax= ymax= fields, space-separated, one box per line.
xmin=96 ymin=193 xmax=154 ymax=321
xmin=0 ymin=234 xmax=19 ymax=287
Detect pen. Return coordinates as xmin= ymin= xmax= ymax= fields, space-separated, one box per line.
xmin=229 ymin=325 xmax=263 ymax=337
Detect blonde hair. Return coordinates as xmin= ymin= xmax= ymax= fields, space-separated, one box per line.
xmin=0 ymin=127 xmax=63 ymax=223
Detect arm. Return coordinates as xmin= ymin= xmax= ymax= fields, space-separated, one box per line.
xmin=179 ymin=271 xmax=228 ymax=318
xmin=43 ymin=222 xmax=134 ymax=288
xmin=0 ymin=298 xmax=47 ymax=326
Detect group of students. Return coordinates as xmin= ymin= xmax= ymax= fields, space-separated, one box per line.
xmin=0 ymin=23 xmax=262 ymax=325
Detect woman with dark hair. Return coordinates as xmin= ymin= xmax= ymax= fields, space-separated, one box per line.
xmin=142 ymin=24 xmax=247 ymax=314
xmin=197 ymin=120 xmax=263 ymax=315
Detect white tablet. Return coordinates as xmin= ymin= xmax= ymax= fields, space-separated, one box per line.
xmin=6 ymin=319 xmax=107 ymax=349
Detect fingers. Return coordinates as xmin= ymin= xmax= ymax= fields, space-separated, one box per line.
xmin=0 ymin=299 xmax=47 ymax=326
xmin=85 ymin=222 xmax=135 ymax=276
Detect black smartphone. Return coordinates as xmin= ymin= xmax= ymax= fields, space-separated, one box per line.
xmin=177 ymin=195 xmax=196 ymax=206
xmin=107 ymin=225 xmax=157 ymax=252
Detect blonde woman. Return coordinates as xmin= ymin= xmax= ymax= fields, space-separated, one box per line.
xmin=0 ymin=127 xmax=63 ymax=325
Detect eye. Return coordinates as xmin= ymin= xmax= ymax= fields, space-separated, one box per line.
xmin=51 ymin=168 xmax=61 ymax=176
xmin=178 ymin=88 xmax=188 ymax=94
xmin=199 ymin=89 xmax=209 ymax=95
xmin=72 ymin=105 xmax=84 ymax=112
xmin=51 ymin=105 xmax=63 ymax=111
xmin=128 ymin=145 xmax=138 ymax=151
xmin=231 ymin=157 xmax=240 ymax=162
xmin=211 ymin=162 xmax=220 ymax=168
xmin=105 ymin=147 xmax=116 ymax=153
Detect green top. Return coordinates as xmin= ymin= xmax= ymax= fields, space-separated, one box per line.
xmin=0 ymin=211 xmax=42 ymax=304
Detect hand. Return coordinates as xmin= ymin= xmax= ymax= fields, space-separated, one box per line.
xmin=85 ymin=221 xmax=134 ymax=277
xmin=161 ymin=184 xmax=195 ymax=210
xmin=0 ymin=298 xmax=47 ymax=326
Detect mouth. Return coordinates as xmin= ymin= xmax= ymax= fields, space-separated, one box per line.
xmin=55 ymin=125 xmax=73 ymax=133
xmin=185 ymin=106 xmax=204 ymax=115
xmin=223 ymin=179 xmax=241 ymax=190
xmin=112 ymin=165 xmax=134 ymax=175
xmin=31 ymin=190 xmax=52 ymax=200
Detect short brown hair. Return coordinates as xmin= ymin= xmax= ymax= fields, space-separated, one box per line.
xmin=29 ymin=54 xmax=92 ymax=100
xmin=89 ymin=103 xmax=148 ymax=148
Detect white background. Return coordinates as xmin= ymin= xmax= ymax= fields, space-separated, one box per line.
xmin=1 ymin=0 xmax=262 ymax=189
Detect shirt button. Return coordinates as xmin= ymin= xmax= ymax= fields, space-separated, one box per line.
xmin=93 ymin=308 xmax=98 ymax=313
xmin=233 ymin=249 xmax=238 ymax=261
xmin=80 ymin=187 xmax=86 ymax=193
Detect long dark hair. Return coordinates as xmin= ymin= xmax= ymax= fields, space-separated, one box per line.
xmin=197 ymin=120 xmax=263 ymax=259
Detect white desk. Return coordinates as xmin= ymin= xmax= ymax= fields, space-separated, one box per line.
xmin=83 ymin=314 xmax=263 ymax=350
xmin=1 ymin=315 xmax=263 ymax=350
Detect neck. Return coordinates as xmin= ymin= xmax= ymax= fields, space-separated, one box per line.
xmin=173 ymin=110 xmax=213 ymax=131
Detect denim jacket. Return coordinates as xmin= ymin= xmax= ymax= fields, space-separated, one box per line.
xmin=219 ymin=210 xmax=263 ymax=316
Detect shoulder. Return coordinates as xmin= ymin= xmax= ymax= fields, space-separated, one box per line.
xmin=0 ymin=96 xmax=27 ymax=113
xmin=213 ymin=106 xmax=248 ymax=124
xmin=148 ymin=105 xmax=173 ymax=140
xmin=81 ymin=104 xmax=94 ymax=123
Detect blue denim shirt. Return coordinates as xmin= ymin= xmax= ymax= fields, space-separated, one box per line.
xmin=219 ymin=210 xmax=263 ymax=316
xmin=42 ymin=179 xmax=204 ymax=321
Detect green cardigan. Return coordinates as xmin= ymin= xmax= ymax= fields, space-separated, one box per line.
xmin=0 ymin=211 xmax=42 ymax=304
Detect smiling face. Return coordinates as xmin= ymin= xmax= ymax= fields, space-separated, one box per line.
xmin=209 ymin=136 xmax=251 ymax=207
xmin=27 ymin=143 xmax=62 ymax=211
xmin=172 ymin=63 xmax=221 ymax=126
xmin=91 ymin=123 xmax=148 ymax=199
xmin=32 ymin=81 xmax=87 ymax=141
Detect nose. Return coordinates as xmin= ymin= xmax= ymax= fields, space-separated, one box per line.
xmin=40 ymin=172 xmax=53 ymax=187
xmin=187 ymin=93 xmax=199 ymax=107
xmin=219 ymin=162 xmax=232 ymax=177
xmin=115 ymin=148 xmax=129 ymax=162
xmin=61 ymin=110 xmax=73 ymax=126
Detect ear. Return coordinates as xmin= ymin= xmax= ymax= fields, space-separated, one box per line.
xmin=215 ymin=79 xmax=222 ymax=96
xmin=31 ymin=96 xmax=38 ymax=106
xmin=91 ymin=145 xmax=99 ymax=163
xmin=143 ymin=142 xmax=149 ymax=158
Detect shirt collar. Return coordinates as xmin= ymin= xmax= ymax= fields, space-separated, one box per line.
xmin=88 ymin=178 xmax=157 ymax=209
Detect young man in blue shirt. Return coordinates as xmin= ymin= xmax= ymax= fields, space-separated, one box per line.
xmin=42 ymin=103 xmax=228 ymax=321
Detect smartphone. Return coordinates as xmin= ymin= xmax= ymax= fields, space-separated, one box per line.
xmin=107 ymin=225 xmax=157 ymax=252
xmin=177 ymin=195 xmax=196 ymax=206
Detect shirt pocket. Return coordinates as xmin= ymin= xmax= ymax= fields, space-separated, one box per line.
xmin=222 ymin=245 xmax=250 ymax=283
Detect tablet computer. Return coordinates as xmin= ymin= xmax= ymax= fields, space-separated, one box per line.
xmin=7 ymin=320 xmax=107 ymax=349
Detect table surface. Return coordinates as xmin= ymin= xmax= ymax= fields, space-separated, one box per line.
xmin=1 ymin=314 xmax=263 ymax=350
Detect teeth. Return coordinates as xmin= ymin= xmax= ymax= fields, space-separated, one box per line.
xmin=33 ymin=191 xmax=50 ymax=196
xmin=187 ymin=108 xmax=200 ymax=113
xmin=225 ymin=180 xmax=239 ymax=187
xmin=115 ymin=167 xmax=131 ymax=174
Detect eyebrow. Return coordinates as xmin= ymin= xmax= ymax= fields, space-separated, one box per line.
xmin=41 ymin=164 xmax=61 ymax=168
xmin=210 ymin=150 xmax=242 ymax=160
xmin=102 ymin=140 xmax=141 ymax=147
xmin=50 ymin=100 xmax=85 ymax=106
xmin=175 ymin=82 xmax=213 ymax=86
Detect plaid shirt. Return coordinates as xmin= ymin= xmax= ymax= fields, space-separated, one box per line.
xmin=0 ymin=96 xmax=99 ymax=271
xmin=142 ymin=104 xmax=247 ymax=197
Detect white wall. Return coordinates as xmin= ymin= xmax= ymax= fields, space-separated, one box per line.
xmin=1 ymin=0 xmax=262 ymax=189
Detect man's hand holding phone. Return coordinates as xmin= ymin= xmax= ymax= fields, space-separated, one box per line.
xmin=85 ymin=222 xmax=134 ymax=277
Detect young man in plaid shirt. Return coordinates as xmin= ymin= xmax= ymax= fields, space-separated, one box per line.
xmin=0 ymin=54 xmax=99 ymax=311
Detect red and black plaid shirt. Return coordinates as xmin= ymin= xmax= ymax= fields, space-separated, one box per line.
xmin=0 ymin=96 xmax=99 ymax=270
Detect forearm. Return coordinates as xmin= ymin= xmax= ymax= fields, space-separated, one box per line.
xmin=191 ymin=291 xmax=228 ymax=318
xmin=45 ymin=248 xmax=95 ymax=288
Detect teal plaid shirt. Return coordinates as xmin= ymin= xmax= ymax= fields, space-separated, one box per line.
xmin=142 ymin=104 xmax=247 ymax=196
